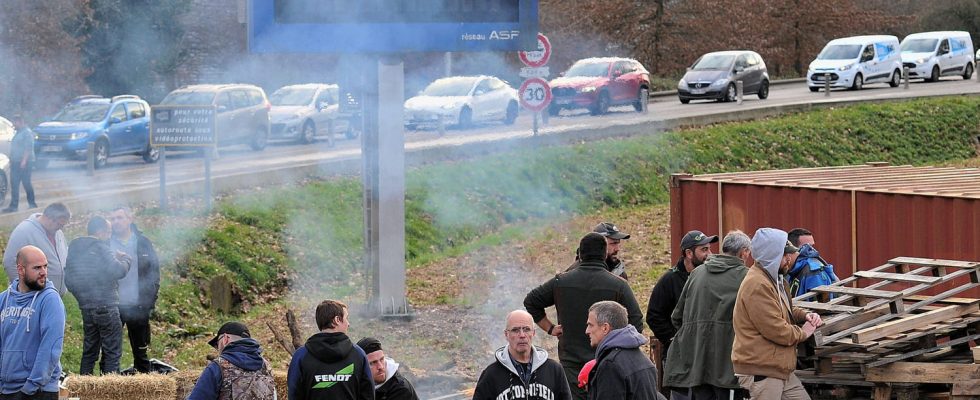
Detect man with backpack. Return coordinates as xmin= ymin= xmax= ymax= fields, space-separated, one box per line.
xmin=186 ymin=321 xmax=276 ymax=400
xmin=785 ymin=228 xmax=839 ymax=299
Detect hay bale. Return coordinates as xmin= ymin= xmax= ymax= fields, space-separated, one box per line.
xmin=274 ymin=370 xmax=288 ymax=399
xmin=67 ymin=373 xmax=176 ymax=400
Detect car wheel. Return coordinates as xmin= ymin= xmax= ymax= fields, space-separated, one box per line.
xmin=808 ymin=86 xmax=820 ymax=93
xmin=93 ymin=140 xmax=109 ymax=169
xmin=250 ymin=127 xmax=268 ymax=151
xmin=142 ymin=144 xmax=159 ymax=163
xmin=963 ymin=63 xmax=974 ymax=80
xmin=724 ymin=83 xmax=737 ymax=102
xmin=679 ymin=97 xmax=690 ymax=104
xmin=457 ymin=107 xmax=472 ymax=129
xmin=851 ymin=74 xmax=863 ymax=90
xmin=299 ymin=120 xmax=315 ymax=144
xmin=590 ymin=92 xmax=610 ymax=115
xmin=33 ymin=159 xmax=49 ymax=170
xmin=548 ymin=104 xmax=560 ymax=117
xmin=889 ymin=69 xmax=901 ymax=87
xmin=504 ymin=101 xmax=518 ymax=125
xmin=928 ymin=65 xmax=940 ymax=82
xmin=758 ymin=80 xmax=770 ymax=99
xmin=634 ymin=87 xmax=649 ymax=112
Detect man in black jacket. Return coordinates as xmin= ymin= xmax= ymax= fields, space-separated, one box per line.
xmin=109 ymin=206 xmax=160 ymax=373
xmin=473 ymin=310 xmax=571 ymax=400
xmin=66 ymin=216 xmax=132 ymax=375
xmin=287 ymin=300 xmax=373 ymax=400
xmin=586 ymin=301 xmax=665 ymax=400
xmin=566 ymin=222 xmax=632 ymax=280
xmin=524 ymin=233 xmax=644 ymax=400
xmin=356 ymin=337 xmax=419 ymax=400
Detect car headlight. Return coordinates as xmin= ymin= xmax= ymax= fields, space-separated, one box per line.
xmin=69 ymin=132 xmax=89 ymax=140
xmin=579 ymin=86 xmax=597 ymax=93
xmin=440 ymin=103 xmax=458 ymax=110
xmin=916 ymin=58 xmax=926 ymax=64
xmin=838 ymin=64 xmax=853 ymax=71
xmin=677 ymin=79 xmax=687 ymax=89
xmin=710 ymin=78 xmax=728 ymax=87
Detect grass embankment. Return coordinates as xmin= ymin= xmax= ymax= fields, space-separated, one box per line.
xmin=5 ymin=96 xmax=977 ymax=373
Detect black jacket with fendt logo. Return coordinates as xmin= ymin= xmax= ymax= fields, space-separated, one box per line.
xmin=287 ymin=332 xmax=374 ymax=400
xmin=472 ymin=345 xmax=572 ymax=400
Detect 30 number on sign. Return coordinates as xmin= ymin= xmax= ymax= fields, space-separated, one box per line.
xmin=518 ymin=77 xmax=552 ymax=112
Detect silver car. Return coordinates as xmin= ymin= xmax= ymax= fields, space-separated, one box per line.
xmin=677 ymin=50 xmax=770 ymax=103
xmin=269 ymin=84 xmax=359 ymax=145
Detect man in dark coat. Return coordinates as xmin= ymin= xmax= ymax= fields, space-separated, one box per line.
xmin=356 ymin=337 xmax=419 ymax=400
xmin=287 ymin=300 xmax=373 ymax=400
xmin=109 ymin=206 xmax=160 ymax=373
xmin=567 ymin=222 xmax=632 ymax=279
xmin=586 ymin=301 xmax=665 ymax=400
xmin=524 ymin=233 xmax=644 ymax=400
xmin=187 ymin=321 xmax=276 ymax=400
xmin=473 ymin=310 xmax=571 ymax=400
xmin=65 ymin=216 xmax=132 ymax=375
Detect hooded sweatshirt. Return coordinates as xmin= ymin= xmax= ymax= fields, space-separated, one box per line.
xmin=375 ymin=357 xmax=419 ymax=400
xmin=186 ymin=338 xmax=274 ymax=400
xmin=731 ymin=228 xmax=809 ymax=380
xmin=588 ymin=326 xmax=664 ymax=400
xmin=472 ymin=345 xmax=571 ymax=400
xmin=3 ymin=215 xmax=68 ymax=295
xmin=65 ymin=236 xmax=130 ymax=308
xmin=0 ymin=280 xmax=65 ymax=395
xmin=287 ymin=332 xmax=373 ymax=400
xmin=663 ymin=254 xmax=747 ymax=390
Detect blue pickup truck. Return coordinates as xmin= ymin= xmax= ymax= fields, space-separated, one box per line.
xmin=33 ymin=95 xmax=157 ymax=169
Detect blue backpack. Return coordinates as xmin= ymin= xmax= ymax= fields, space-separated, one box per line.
xmin=787 ymin=244 xmax=839 ymax=299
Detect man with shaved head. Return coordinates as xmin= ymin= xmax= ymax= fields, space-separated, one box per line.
xmin=473 ymin=310 xmax=572 ymax=400
xmin=0 ymin=245 xmax=65 ymax=399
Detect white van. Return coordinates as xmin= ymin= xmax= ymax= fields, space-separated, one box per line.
xmin=807 ymin=35 xmax=902 ymax=91
xmin=901 ymin=31 xmax=975 ymax=81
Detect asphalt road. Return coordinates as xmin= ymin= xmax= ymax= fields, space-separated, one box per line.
xmin=8 ymin=77 xmax=980 ymax=223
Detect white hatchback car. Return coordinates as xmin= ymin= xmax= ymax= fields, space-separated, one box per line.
xmin=404 ymin=75 xmax=519 ymax=130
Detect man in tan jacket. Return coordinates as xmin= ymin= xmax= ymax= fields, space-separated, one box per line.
xmin=731 ymin=228 xmax=823 ymax=400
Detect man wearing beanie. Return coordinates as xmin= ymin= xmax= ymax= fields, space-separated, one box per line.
xmin=356 ymin=337 xmax=419 ymax=400
xmin=187 ymin=321 xmax=276 ymax=399
xmin=524 ymin=232 xmax=644 ymax=400
xmin=731 ymin=228 xmax=823 ymax=400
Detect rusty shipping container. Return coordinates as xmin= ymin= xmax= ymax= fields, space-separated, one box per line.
xmin=670 ymin=163 xmax=980 ymax=295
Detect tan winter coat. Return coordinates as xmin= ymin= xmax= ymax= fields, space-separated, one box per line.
xmin=730 ymin=265 xmax=808 ymax=380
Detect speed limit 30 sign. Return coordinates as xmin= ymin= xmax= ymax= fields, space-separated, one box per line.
xmin=519 ymin=77 xmax=552 ymax=113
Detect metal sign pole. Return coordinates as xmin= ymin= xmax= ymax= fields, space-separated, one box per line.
xmin=533 ymin=112 xmax=539 ymax=136
xmin=204 ymin=147 xmax=212 ymax=211
xmin=159 ymin=147 xmax=167 ymax=210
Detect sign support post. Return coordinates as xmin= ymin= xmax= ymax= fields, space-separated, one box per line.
xmin=150 ymin=105 xmax=217 ymax=213
xmin=159 ymin=147 xmax=167 ymax=210
xmin=519 ymin=33 xmax=552 ymax=136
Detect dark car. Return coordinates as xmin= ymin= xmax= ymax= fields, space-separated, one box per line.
xmin=548 ymin=57 xmax=650 ymax=116
xmin=159 ymin=84 xmax=271 ymax=151
xmin=677 ymin=51 xmax=770 ymax=103
xmin=33 ymin=95 xmax=156 ymax=168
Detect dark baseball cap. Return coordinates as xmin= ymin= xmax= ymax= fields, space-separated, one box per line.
xmin=593 ymin=222 xmax=630 ymax=240
xmin=784 ymin=240 xmax=800 ymax=254
xmin=680 ymin=230 xmax=718 ymax=251
xmin=208 ymin=321 xmax=250 ymax=348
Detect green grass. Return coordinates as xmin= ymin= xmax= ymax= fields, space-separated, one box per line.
xmin=3 ymin=96 xmax=978 ymax=371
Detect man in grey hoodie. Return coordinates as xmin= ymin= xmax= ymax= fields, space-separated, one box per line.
xmin=3 ymin=203 xmax=70 ymax=295
xmin=586 ymin=301 xmax=665 ymax=400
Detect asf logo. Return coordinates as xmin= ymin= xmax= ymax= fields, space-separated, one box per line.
xmin=313 ymin=363 xmax=355 ymax=389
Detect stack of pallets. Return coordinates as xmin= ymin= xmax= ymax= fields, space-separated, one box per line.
xmin=791 ymin=257 xmax=980 ymax=400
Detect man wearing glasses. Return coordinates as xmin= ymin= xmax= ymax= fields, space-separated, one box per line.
xmin=473 ymin=310 xmax=571 ymax=400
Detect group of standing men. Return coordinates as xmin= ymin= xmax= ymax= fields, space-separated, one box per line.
xmin=0 ymin=203 xmax=160 ymax=399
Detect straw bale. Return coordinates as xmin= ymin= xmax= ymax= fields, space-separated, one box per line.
xmin=66 ymin=373 xmax=176 ymax=400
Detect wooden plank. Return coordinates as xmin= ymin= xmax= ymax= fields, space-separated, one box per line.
xmin=905 ymin=296 xmax=980 ymax=306
xmin=974 ymin=346 xmax=980 ymax=363
xmin=866 ymin=333 xmax=980 ymax=368
xmin=867 ymin=362 xmax=980 ymax=383
xmin=890 ymin=257 xmax=980 ymax=269
xmin=810 ymin=285 xmax=903 ymax=299
xmin=852 ymin=304 xmax=980 ymax=343
xmin=795 ymin=301 xmax=863 ymax=313
xmin=854 ymin=270 xmax=944 ymax=284
xmin=951 ymin=380 xmax=980 ymax=396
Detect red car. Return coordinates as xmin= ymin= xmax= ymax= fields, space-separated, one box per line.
xmin=548 ymin=57 xmax=651 ymax=116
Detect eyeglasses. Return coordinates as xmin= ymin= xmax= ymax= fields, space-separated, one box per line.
xmin=507 ymin=327 xmax=533 ymax=334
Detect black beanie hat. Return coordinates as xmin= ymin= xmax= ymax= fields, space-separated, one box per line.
xmin=357 ymin=337 xmax=383 ymax=355
xmin=579 ymin=232 xmax=607 ymax=262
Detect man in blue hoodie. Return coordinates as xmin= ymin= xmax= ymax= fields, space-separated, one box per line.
xmin=0 ymin=245 xmax=65 ymax=399
xmin=585 ymin=301 xmax=665 ymax=400
xmin=186 ymin=321 xmax=276 ymax=400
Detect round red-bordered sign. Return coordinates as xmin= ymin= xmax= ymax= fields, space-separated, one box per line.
xmin=519 ymin=33 xmax=551 ymax=68
xmin=519 ymin=77 xmax=552 ymax=112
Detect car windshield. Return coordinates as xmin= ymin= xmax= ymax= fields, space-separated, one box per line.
xmin=160 ymin=91 xmax=216 ymax=105
xmin=692 ymin=54 xmax=735 ymax=70
xmin=817 ymin=44 xmax=863 ymax=60
xmin=270 ymin=88 xmax=317 ymax=106
xmin=51 ymin=103 xmax=110 ymax=122
xmin=565 ymin=61 xmax=610 ymax=77
xmin=422 ymin=78 xmax=476 ymax=97
xmin=901 ymin=39 xmax=938 ymax=53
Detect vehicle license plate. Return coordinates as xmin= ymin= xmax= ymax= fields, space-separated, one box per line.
xmin=556 ymin=98 xmax=571 ymax=105
xmin=41 ymin=146 xmax=61 ymax=152
xmin=691 ymin=89 xmax=705 ymax=95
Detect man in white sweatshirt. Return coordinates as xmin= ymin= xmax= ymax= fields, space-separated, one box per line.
xmin=3 ymin=203 xmax=70 ymax=295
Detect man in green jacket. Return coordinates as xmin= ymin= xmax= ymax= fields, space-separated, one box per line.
xmin=664 ymin=230 xmax=752 ymax=400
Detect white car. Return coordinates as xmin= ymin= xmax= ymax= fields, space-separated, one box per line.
xmin=404 ymin=75 xmax=519 ymax=130
xmin=269 ymin=83 xmax=358 ymax=144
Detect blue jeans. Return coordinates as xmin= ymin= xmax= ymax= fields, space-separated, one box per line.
xmin=80 ymin=306 xmax=123 ymax=375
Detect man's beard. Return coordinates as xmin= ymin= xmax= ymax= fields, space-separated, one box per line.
xmin=24 ymin=276 xmax=45 ymax=291
xmin=693 ymin=256 xmax=706 ymax=267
